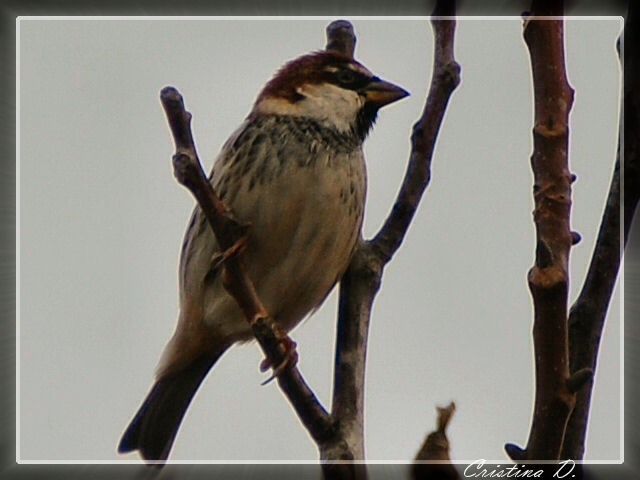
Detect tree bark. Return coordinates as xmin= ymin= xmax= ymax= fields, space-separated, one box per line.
xmin=506 ymin=2 xmax=587 ymax=461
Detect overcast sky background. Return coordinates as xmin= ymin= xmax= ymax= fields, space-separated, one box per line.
xmin=18 ymin=17 xmax=622 ymax=464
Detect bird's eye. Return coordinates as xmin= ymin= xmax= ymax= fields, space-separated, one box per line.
xmin=336 ymin=69 xmax=358 ymax=85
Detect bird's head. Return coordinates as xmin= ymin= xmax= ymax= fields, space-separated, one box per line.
xmin=253 ymin=51 xmax=409 ymax=141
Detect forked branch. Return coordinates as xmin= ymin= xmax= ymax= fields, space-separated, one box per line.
xmin=329 ymin=0 xmax=460 ymax=470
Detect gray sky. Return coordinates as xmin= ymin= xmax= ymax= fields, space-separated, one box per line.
xmin=18 ymin=17 xmax=622 ymax=463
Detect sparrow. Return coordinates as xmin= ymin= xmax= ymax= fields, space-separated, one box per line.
xmin=118 ymin=48 xmax=408 ymax=462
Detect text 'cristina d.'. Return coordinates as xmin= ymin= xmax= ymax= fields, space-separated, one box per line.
xmin=464 ymin=459 xmax=576 ymax=478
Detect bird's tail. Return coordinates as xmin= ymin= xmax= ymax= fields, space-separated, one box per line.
xmin=117 ymin=347 xmax=226 ymax=462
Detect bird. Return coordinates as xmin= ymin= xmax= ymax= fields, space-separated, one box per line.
xmin=118 ymin=47 xmax=409 ymax=462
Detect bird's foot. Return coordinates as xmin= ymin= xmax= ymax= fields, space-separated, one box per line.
xmin=210 ymin=232 xmax=250 ymax=272
xmin=260 ymin=335 xmax=298 ymax=385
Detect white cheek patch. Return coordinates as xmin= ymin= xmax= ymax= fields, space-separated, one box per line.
xmin=294 ymin=83 xmax=363 ymax=132
xmin=254 ymin=82 xmax=364 ymax=133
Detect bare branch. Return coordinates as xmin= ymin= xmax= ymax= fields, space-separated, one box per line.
xmin=326 ymin=0 xmax=460 ymax=469
xmin=318 ymin=22 xmax=377 ymax=480
xmin=330 ymin=241 xmax=381 ymax=460
xmin=371 ymin=0 xmax=460 ymax=263
xmin=561 ymin=4 xmax=639 ymax=459
xmin=160 ymin=86 xmax=334 ymax=445
xmin=506 ymin=1 xmax=577 ymax=461
xmin=326 ymin=20 xmax=356 ymax=57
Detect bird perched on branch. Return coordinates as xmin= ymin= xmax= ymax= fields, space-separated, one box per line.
xmin=118 ymin=48 xmax=408 ymax=462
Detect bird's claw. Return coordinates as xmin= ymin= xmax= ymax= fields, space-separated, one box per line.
xmin=210 ymin=233 xmax=249 ymax=271
xmin=260 ymin=336 xmax=298 ymax=385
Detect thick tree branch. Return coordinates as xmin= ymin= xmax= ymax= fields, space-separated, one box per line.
xmin=330 ymin=241 xmax=381 ymax=461
xmin=325 ymin=0 xmax=460 ymax=472
xmin=562 ymin=5 xmax=638 ymax=460
xmin=160 ymin=87 xmax=334 ymax=446
xmin=506 ymin=1 xmax=579 ymax=461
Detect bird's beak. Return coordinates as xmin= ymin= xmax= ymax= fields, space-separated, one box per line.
xmin=362 ymin=77 xmax=409 ymax=108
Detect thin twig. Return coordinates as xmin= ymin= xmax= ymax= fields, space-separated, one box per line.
xmin=371 ymin=2 xmax=460 ymax=262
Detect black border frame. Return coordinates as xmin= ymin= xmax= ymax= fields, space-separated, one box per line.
xmin=3 ymin=1 xmax=636 ymax=479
